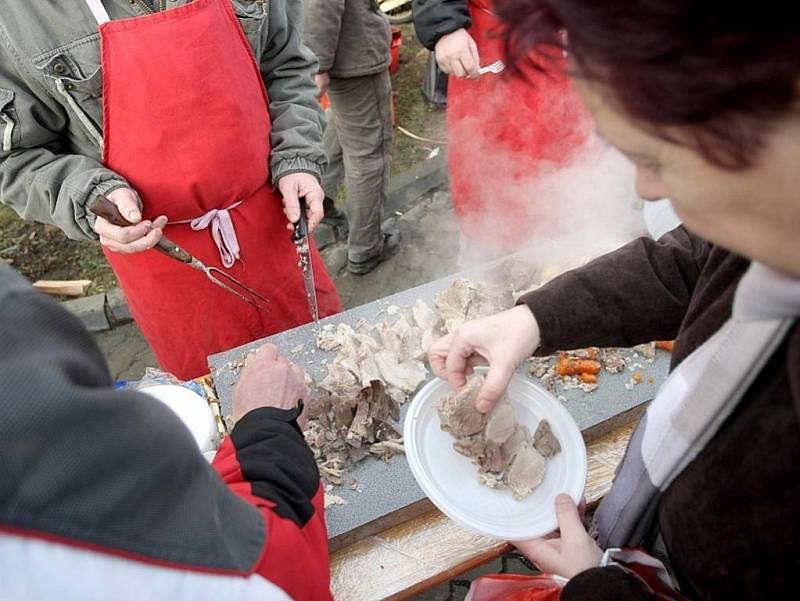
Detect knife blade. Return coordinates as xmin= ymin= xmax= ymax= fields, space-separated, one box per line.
xmin=291 ymin=196 xmax=320 ymax=324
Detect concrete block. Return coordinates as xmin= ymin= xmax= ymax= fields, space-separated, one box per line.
xmin=386 ymin=153 xmax=448 ymax=216
xmin=106 ymin=287 xmax=133 ymax=325
xmin=62 ymin=293 xmax=110 ymax=333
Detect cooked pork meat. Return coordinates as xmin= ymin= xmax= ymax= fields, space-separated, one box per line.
xmin=438 ymin=376 xmax=488 ymax=437
xmin=503 ymin=445 xmax=546 ymax=500
xmin=438 ymin=375 xmax=560 ymax=499
xmin=484 ymin=400 xmax=516 ymax=446
xmin=533 ymin=419 xmax=562 ymax=458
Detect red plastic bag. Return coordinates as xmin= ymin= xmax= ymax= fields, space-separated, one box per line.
xmin=465 ymin=573 xmax=564 ymax=601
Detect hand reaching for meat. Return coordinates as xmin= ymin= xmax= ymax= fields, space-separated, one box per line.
xmin=232 ymin=343 xmax=309 ymax=428
xmin=428 ymin=306 xmax=541 ymax=413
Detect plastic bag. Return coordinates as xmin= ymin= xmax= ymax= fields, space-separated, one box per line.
xmin=466 ymin=573 xmax=565 ymax=601
xmin=422 ymin=52 xmax=448 ymax=107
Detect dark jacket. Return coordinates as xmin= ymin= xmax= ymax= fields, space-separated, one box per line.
xmin=412 ymin=0 xmax=471 ymax=50
xmin=0 ymin=264 xmax=332 ymax=600
xmin=521 ymin=226 xmax=800 ymax=600
xmin=304 ymin=0 xmax=391 ymax=78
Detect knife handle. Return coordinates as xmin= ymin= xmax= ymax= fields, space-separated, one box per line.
xmin=290 ymin=196 xmax=309 ymax=243
xmin=89 ymin=195 xmax=193 ymax=264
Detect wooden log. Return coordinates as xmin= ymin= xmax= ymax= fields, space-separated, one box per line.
xmin=32 ymin=279 xmax=92 ymax=297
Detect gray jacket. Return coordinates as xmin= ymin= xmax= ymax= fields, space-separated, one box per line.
xmin=304 ymin=0 xmax=391 ymax=79
xmin=0 ymin=1 xmax=326 ymax=242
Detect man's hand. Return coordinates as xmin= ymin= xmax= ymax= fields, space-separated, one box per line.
xmin=428 ymin=305 xmax=541 ymax=413
xmin=315 ymin=72 xmax=330 ymax=99
xmin=278 ymin=172 xmax=325 ymax=233
xmin=232 ymin=344 xmax=309 ymax=428
xmin=434 ymin=28 xmax=480 ymax=79
xmin=514 ymin=494 xmax=603 ymax=579
xmin=94 ymin=188 xmax=167 ymax=253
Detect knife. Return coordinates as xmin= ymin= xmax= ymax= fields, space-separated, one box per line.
xmin=291 ymin=196 xmax=320 ymax=324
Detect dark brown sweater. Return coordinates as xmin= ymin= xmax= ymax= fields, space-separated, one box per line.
xmin=521 ymin=227 xmax=800 ymax=600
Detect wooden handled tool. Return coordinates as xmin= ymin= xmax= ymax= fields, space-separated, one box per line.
xmin=90 ymin=195 xmax=193 ymax=263
xmin=89 ymin=195 xmax=270 ymax=311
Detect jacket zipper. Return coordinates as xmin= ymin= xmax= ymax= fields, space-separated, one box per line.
xmin=132 ymin=0 xmax=155 ymax=14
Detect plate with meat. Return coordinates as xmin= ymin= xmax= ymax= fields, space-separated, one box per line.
xmin=404 ymin=368 xmax=586 ymax=540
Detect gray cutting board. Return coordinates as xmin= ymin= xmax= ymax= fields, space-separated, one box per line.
xmin=208 ymin=267 xmax=670 ymax=550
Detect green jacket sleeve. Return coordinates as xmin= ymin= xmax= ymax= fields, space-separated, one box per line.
xmin=0 ymin=53 xmax=129 ymax=242
xmin=261 ymin=0 xmax=327 ymax=184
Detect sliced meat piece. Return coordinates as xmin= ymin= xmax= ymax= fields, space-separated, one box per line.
xmin=345 ymin=399 xmax=371 ymax=448
xmin=453 ymin=434 xmax=486 ymax=459
xmin=503 ymin=444 xmax=546 ymax=500
xmin=438 ymin=375 xmax=487 ymax=437
xmin=484 ymin=400 xmax=516 ymax=446
xmin=533 ymin=419 xmax=561 ymax=458
xmin=478 ymin=443 xmax=505 ymax=474
xmin=374 ymin=349 xmax=428 ymax=393
xmin=500 ymin=425 xmax=529 ymax=469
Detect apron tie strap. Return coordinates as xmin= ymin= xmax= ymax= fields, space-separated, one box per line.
xmin=173 ymin=201 xmax=244 ymax=268
xmin=85 ymin=0 xmax=111 ymax=25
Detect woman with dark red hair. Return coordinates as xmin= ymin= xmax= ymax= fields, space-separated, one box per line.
xmin=429 ymin=1 xmax=800 ymax=598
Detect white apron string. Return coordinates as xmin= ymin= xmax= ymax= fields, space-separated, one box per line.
xmin=85 ymin=0 xmax=111 ymax=25
xmin=172 ymin=201 xmax=244 ymax=268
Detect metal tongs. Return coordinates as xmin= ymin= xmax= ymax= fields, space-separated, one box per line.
xmin=290 ymin=196 xmax=320 ymax=324
xmin=90 ymin=195 xmax=270 ymax=312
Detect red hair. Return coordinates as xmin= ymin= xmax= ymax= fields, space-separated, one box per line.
xmin=496 ymin=0 xmax=800 ymax=169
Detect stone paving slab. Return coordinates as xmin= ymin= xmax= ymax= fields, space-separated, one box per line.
xmin=62 ymin=293 xmax=109 ymax=332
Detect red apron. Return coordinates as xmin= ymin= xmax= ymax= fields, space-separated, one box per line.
xmin=447 ymin=0 xmax=591 ymax=252
xmin=94 ymin=0 xmax=341 ymax=379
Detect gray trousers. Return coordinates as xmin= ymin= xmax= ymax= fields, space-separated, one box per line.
xmin=323 ymin=71 xmax=392 ymax=263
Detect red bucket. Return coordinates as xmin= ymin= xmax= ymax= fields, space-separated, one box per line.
xmin=389 ymin=26 xmax=403 ymax=75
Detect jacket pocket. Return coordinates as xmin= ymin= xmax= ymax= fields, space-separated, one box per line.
xmin=232 ymin=0 xmax=269 ymax=64
xmin=32 ymin=35 xmax=104 ymax=149
xmin=0 ymin=88 xmax=21 ymax=152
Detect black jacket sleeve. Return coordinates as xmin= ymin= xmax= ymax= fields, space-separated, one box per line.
xmin=412 ymin=0 xmax=472 ymax=50
xmin=519 ymin=226 xmax=711 ymax=355
xmin=563 ymin=566 xmax=659 ymax=600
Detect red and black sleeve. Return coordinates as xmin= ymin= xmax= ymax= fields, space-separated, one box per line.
xmin=213 ymin=405 xmax=332 ymax=601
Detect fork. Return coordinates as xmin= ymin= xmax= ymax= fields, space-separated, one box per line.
xmin=478 ymin=60 xmax=505 ymax=75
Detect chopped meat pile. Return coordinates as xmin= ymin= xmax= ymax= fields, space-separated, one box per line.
xmin=305 ymin=379 xmax=404 ymax=484
xmin=434 ymin=278 xmax=513 ymax=334
xmin=306 ymin=300 xmax=443 ymax=484
xmin=437 ymin=375 xmax=561 ymax=500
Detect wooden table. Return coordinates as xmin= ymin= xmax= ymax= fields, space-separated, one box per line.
xmin=329 ymin=422 xmax=635 ymax=601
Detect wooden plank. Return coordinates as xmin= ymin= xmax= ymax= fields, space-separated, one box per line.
xmin=32 ymin=279 xmax=92 ymax=297
xmin=329 ymin=421 xmax=636 ymax=601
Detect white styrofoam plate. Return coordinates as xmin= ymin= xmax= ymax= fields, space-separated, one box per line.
xmin=140 ymin=384 xmax=219 ymax=453
xmin=404 ymin=369 xmax=586 ymax=540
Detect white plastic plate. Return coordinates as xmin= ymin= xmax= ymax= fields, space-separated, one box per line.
xmin=404 ymin=369 xmax=587 ymax=540
xmin=141 ymin=384 xmax=219 ymax=453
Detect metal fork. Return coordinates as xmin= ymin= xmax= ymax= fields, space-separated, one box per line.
xmin=479 ymin=60 xmax=505 ymax=75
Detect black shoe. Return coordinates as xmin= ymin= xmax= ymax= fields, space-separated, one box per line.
xmin=347 ymin=229 xmax=401 ymax=275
